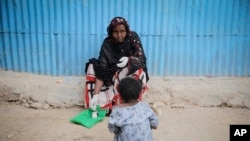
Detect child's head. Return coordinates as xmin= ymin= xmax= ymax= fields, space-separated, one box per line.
xmin=118 ymin=77 xmax=142 ymax=103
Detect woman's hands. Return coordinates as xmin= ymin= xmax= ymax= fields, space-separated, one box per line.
xmin=117 ymin=57 xmax=129 ymax=68
xmin=90 ymin=94 xmax=99 ymax=108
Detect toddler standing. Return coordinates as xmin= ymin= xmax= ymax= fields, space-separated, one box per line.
xmin=108 ymin=77 xmax=158 ymax=141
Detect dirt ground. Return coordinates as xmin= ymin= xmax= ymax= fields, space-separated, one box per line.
xmin=0 ymin=70 xmax=250 ymax=141
xmin=0 ymin=103 xmax=250 ymax=141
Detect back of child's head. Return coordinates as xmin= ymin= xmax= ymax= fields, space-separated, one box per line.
xmin=118 ymin=77 xmax=142 ymax=103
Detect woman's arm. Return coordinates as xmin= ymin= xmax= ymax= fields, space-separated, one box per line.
xmin=129 ymin=31 xmax=147 ymax=68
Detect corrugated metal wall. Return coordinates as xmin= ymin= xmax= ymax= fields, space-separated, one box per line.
xmin=1 ymin=0 xmax=250 ymax=76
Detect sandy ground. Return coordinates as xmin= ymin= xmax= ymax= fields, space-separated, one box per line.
xmin=0 ymin=70 xmax=250 ymax=141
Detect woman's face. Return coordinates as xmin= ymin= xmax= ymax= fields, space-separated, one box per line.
xmin=112 ymin=24 xmax=127 ymax=43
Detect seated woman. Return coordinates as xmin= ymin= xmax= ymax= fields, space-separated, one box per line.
xmin=85 ymin=17 xmax=149 ymax=112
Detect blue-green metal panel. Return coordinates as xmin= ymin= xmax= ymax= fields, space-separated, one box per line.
xmin=0 ymin=0 xmax=250 ymax=76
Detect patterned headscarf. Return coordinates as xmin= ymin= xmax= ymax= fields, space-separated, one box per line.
xmin=107 ymin=17 xmax=130 ymax=37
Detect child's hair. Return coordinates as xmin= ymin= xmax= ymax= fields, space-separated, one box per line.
xmin=118 ymin=77 xmax=142 ymax=103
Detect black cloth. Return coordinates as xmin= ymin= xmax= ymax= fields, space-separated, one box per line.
xmin=86 ymin=31 xmax=149 ymax=87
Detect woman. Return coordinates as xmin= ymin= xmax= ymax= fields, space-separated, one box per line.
xmin=86 ymin=17 xmax=149 ymax=108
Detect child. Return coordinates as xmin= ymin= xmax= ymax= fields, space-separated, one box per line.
xmin=108 ymin=77 xmax=158 ymax=141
